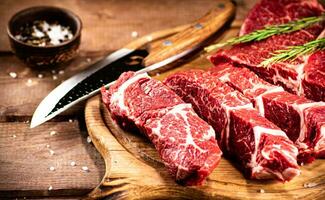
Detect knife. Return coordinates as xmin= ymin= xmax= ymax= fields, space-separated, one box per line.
xmin=30 ymin=1 xmax=235 ymax=128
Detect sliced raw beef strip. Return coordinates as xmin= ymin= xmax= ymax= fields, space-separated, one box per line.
xmin=101 ymin=71 xmax=222 ymax=186
xmin=305 ymin=107 xmax=325 ymax=158
xmin=302 ymin=50 xmax=325 ymax=101
xmin=208 ymin=63 xmax=325 ymax=163
xmin=210 ymin=0 xmax=325 ymax=101
xmin=164 ymin=70 xmax=300 ymax=181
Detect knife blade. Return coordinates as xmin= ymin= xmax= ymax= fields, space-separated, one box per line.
xmin=31 ymin=1 xmax=235 ymax=128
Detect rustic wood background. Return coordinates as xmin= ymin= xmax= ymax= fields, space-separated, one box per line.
xmin=0 ymin=0 xmax=256 ymax=199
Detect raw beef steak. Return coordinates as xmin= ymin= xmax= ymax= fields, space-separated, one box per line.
xmin=164 ymin=70 xmax=300 ymax=181
xmin=210 ymin=0 xmax=325 ymax=101
xmin=208 ymin=63 xmax=325 ymax=163
xmin=101 ymin=71 xmax=222 ymax=185
xmin=302 ymin=49 xmax=325 ymax=101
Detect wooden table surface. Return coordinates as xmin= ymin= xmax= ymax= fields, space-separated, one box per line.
xmin=0 ymin=0 xmax=255 ymax=199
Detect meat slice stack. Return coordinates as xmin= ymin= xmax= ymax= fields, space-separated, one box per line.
xmin=164 ymin=70 xmax=300 ymax=181
xmin=210 ymin=0 xmax=325 ymax=101
xmin=209 ymin=63 xmax=325 ymax=163
xmin=101 ymin=71 xmax=222 ymax=185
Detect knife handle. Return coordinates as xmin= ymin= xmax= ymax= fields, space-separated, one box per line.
xmin=143 ymin=0 xmax=235 ymax=67
xmin=124 ymin=24 xmax=191 ymax=50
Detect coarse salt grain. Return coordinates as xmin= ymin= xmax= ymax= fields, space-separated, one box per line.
xmin=49 ymin=166 xmax=55 ymax=171
xmin=39 ymin=42 xmax=46 ymax=47
xmin=12 ymin=135 xmax=17 ymax=138
xmin=48 ymin=185 xmax=53 ymax=191
xmin=15 ymin=35 xmax=22 ymax=40
xmin=32 ymin=26 xmax=45 ymax=38
xmin=51 ymin=70 xmax=56 ymax=74
xmin=259 ymin=189 xmax=265 ymax=193
xmin=70 ymin=161 xmax=76 ymax=166
xmin=52 ymin=75 xmax=58 ymax=80
xmin=47 ymin=24 xmax=73 ymax=45
xmin=50 ymin=131 xmax=56 ymax=136
xmin=37 ymin=74 xmax=44 ymax=78
xmin=82 ymin=166 xmax=89 ymax=172
xmin=27 ymin=79 xmax=33 ymax=86
xmin=131 ymin=31 xmax=138 ymax=38
xmin=86 ymin=58 xmax=92 ymax=63
xmin=49 ymin=149 xmax=55 ymax=155
xmin=69 ymin=119 xmax=73 ymax=123
xmin=58 ymin=70 xmax=64 ymax=75
xmin=46 ymin=144 xmax=50 ymax=148
xmin=87 ymin=136 xmax=92 ymax=143
xmin=146 ymin=35 xmax=153 ymax=41
xmin=9 ymin=72 xmax=17 ymax=78
xmin=304 ymin=182 xmax=317 ymax=188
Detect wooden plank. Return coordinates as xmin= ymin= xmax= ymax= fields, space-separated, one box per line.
xmin=0 ymin=0 xmax=244 ymax=121
xmin=0 ymin=52 xmax=106 ymax=121
xmin=0 ymin=0 xmax=257 ymax=53
xmin=0 ymin=9 xmax=240 ymax=121
xmin=0 ymin=0 xmax=227 ymax=52
xmin=0 ymin=121 xmax=105 ymax=198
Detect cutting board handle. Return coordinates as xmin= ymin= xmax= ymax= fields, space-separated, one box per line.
xmin=142 ymin=0 xmax=235 ymax=67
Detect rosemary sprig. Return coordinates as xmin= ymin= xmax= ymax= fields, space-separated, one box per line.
xmin=204 ymin=15 xmax=325 ymax=52
xmin=260 ymin=38 xmax=325 ymax=67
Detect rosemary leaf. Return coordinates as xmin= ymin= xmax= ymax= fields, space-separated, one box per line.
xmin=260 ymin=38 xmax=325 ymax=67
xmin=204 ymin=15 xmax=325 ymax=52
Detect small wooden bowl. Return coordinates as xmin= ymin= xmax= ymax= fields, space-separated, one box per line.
xmin=7 ymin=6 xmax=82 ymax=67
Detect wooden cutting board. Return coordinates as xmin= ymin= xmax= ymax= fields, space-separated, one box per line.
xmin=84 ymin=2 xmax=325 ymax=200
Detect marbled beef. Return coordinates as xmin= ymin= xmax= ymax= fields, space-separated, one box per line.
xmin=164 ymin=70 xmax=300 ymax=181
xmin=101 ymin=72 xmax=222 ymax=185
xmin=210 ymin=0 xmax=325 ymax=101
xmin=208 ymin=63 xmax=325 ymax=163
